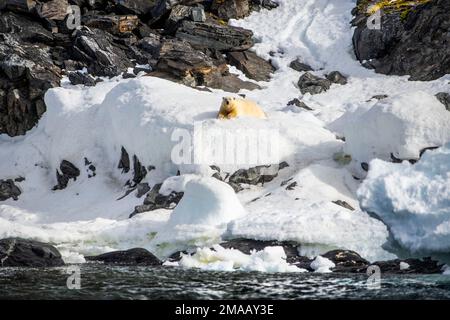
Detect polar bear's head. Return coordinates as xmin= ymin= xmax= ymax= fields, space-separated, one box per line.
xmin=221 ymin=97 xmax=237 ymax=113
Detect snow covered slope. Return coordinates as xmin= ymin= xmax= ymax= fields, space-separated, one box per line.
xmin=1 ymin=0 xmax=449 ymax=266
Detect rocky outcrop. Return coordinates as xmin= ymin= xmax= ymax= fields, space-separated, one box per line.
xmin=226 ymin=50 xmax=274 ymax=81
xmin=322 ymin=250 xmax=369 ymax=273
xmin=352 ymin=0 xmax=450 ymax=81
xmin=0 ymin=238 xmax=64 ymax=267
xmin=130 ymin=183 xmax=184 ymax=217
xmin=298 ymin=72 xmax=332 ymax=95
xmin=287 ymin=98 xmax=313 ymax=111
xmin=326 ymin=71 xmax=348 ymax=85
xmin=0 ymin=179 xmax=21 ymax=201
xmin=0 ymin=0 xmax=265 ymax=137
xmin=289 ymin=58 xmax=313 ymax=72
xmin=85 ymin=248 xmax=162 ymax=266
xmin=372 ymin=257 xmax=443 ymax=274
xmin=211 ymin=0 xmax=250 ymax=20
xmin=53 ymin=160 xmax=80 ymax=190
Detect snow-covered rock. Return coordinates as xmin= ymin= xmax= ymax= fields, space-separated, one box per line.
xmin=330 ymin=91 xmax=450 ymax=164
xmin=358 ymin=144 xmax=450 ymax=255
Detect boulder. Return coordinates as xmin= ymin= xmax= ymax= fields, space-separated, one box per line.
xmin=332 ymin=200 xmax=355 ymax=211
xmin=110 ymin=0 xmax=157 ymax=16
xmin=149 ymin=0 xmax=204 ymax=25
xmin=289 ymin=58 xmax=313 ymax=72
xmin=85 ymin=248 xmax=162 ymax=266
xmin=0 ymin=238 xmax=65 ymax=267
xmin=326 ymin=71 xmax=347 ymax=85
xmin=249 ymin=0 xmax=278 ymax=11
xmin=176 ymin=20 xmax=254 ymax=52
xmin=68 ymin=71 xmax=97 ymax=86
xmin=352 ymin=0 xmax=450 ymax=81
xmin=118 ymin=146 xmax=131 ymax=173
xmin=211 ymin=0 xmax=250 ymax=20
xmin=0 ymin=179 xmax=22 ymax=201
xmin=226 ymin=50 xmax=274 ymax=81
xmin=297 ymin=72 xmax=332 ymax=95
xmin=82 ymin=14 xmax=139 ymax=35
xmin=53 ymin=160 xmax=80 ymax=190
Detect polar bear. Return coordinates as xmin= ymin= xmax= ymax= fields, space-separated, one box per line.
xmin=217 ymin=97 xmax=266 ymax=120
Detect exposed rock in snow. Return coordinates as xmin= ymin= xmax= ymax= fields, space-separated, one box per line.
xmin=297 ymin=72 xmax=332 ymax=95
xmin=85 ymin=247 xmax=162 ymax=266
xmin=0 ymin=179 xmax=21 ymax=201
xmin=0 ymin=237 xmax=64 ymax=267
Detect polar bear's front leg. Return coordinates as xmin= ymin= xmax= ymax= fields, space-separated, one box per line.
xmin=227 ymin=110 xmax=239 ymax=119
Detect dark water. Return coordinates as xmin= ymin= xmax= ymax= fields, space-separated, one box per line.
xmin=1 ymin=264 xmax=450 ymax=299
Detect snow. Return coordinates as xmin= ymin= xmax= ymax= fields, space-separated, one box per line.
xmin=329 ymin=91 xmax=450 ymax=165
xmin=399 ymin=262 xmax=410 ymax=271
xmin=0 ymin=0 xmax=449 ymax=268
xmin=175 ymin=245 xmax=306 ymax=273
xmin=358 ymin=145 xmax=450 ymax=256
xmin=310 ymin=256 xmax=336 ymax=273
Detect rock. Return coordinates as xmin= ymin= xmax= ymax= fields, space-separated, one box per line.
xmin=297 ymin=72 xmax=332 ymax=95
xmin=287 ymin=98 xmax=313 ymax=111
xmin=82 ymin=14 xmax=139 ymax=35
xmin=322 ymin=249 xmax=369 ymax=273
xmin=352 ymin=0 xmax=450 ymax=81
xmin=226 ymin=50 xmax=274 ymax=81
xmin=190 ymin=6 xmax=206 ymax=22
xmin=165 ymin=4 xmax=193 ymax=34
xmin=326 ymin=71 xmax=348 ymax=85
xmin=0 ymin=32 xmax=61 ymax=136
xmin=85 ymin=248 xmax=162 ymax=266
xmin=289 ymin=58 xmax=313 ymax=72
xmin=332 ymin=200 xmax=355 ymax=211
xmin=368 ymin=94 xmax=389 ymax=101
xmin=227 ymin=162 xmax=287 ymax=188
xmin=361 ymin=162 xmax=369 ymax=172
xmin=0 ymin=238 xmax=64 ymax=267
xmin=436 ymin=92 xmax=450 ymax=111
xmin=130 ymin=183 xmax=184 ymax=217
xmin=0 ymin=179 xmax=22 ymax=201
xmin=136 ymin=182 xmax=150 ymax=198
xmin=36 ymin=0 xmax=69 ymax=21
xmin=249 ymin=0 xmax=278 ymax=11
xmin=53 ymin=160 xmax=80 ymax=190
xmin=1 ymin=0 xmax=37 ymax=14
xmin=211 ymin=0 xmax=250 ymax=20
xmin=131 ymin=155 xmax=147 ymax=185
xmin=72 ymin=26 xmax=135 ymax=77
xmin=372 ymin=257 xmax=443 ymax=274
xmin=118 ymin=146 xmax=130 ymax=173
xmin=68 ymin=71 xmax=97 ymax=86
xmin=176 ymin=20 xmax=254 ymax=52
xmin=149 ymin=0 xmax=203 ymax=25
xmin=110 ymin=0 xmax=157 ymax=16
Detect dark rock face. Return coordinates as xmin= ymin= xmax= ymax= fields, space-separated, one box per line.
xmin=326 ymin=71 xmax=347 ymax=85
xmin=53 ymin=160 xmax=80 ymax=190
xmin=436 ymin=92 xmax=450 ymax=111
xmin=298 ymin=72 xmax=332 ymax=95
xmin=130 ymin=183 xmax=184 ymax=217
xmin=68 ymin=71 xmax=97 ymax=86
xmin=0 ymin=238 xmax=64 ymax=267
xmin=226 ymin=50 xmax=274 ymax=81
xmin=228 ymin=162 xmax=288 ymax=189
xmin=372 ymin=257 xmax=443 ymax=274
xmin=332 ymin=200 xmax=355 ymax=211
xmin=352 ymin=0 xmax=450 ymax=81
xmin=249 ymin=0 xmax=278 ymax=11
xmin=176 ymin=21 xmax=254 ymax=52
xmin=118 ymin=146 xmax=131 ymax=173
xmin=289 ymin=58 xmax=313 ymax=72
xmin=287 ymin=98 xmax=313 ymax=111
xmin=0 ymin=179 xmax=21 ymax=201
xmin=211 ymin=0 xmax=250 ymax=20
xmin=85 ymin=248 xmax=162 ymax=266
xmin=322 ymin=250 xmax=369 ymax=273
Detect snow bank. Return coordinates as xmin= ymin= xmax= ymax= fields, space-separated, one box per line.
xmin=310 ymin=256 xmax=335 ymax=273
xmin=358 ymin=145 xmax=450 ymax=254
xmin=173 ymin=245 xmax=305 ymax=273
xmin=227 ymin=163 xmax=394 ymax=262
xmin=330 ymin=91 xmax=450 ymax=164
